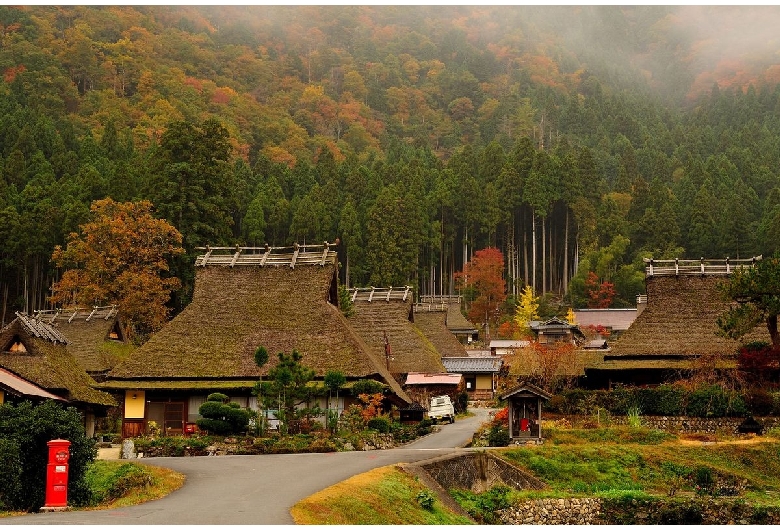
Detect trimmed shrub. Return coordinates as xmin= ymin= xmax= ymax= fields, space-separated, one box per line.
xmin=196 ymin=393 xmax=251 ymax=435
xmin=367 ymin=416 xmax=392 ymax=433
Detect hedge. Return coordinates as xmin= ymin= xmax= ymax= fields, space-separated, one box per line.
xmin=547 ymin=384 xmax=763 ymax=418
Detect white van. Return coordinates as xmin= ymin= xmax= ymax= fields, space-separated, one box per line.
xmin=429 ymin=395 xmax=455 ymax=424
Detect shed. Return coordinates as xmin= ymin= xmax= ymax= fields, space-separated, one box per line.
xmin=499 ymin=382 xmax=552 ymax=442
xmin=404 ymin=372 xmax=463 ymax=410
xmin=441 ymin=356 xmax=503 ymax=399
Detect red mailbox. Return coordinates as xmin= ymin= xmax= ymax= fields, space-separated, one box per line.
xmin=44 ymin=439 xmax=71 ymax=510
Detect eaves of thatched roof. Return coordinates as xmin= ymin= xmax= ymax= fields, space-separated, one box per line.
xmin=0 ymin=318 xmax=117 ymax=407
xmin=347 ymin=288 xmax=445 ymax=375
xmin=34 ymin=306 xmax=126 ymax=374
xmin=0 ymin=366 xmax=68 ymax=402
xmin=609 ymin=275 xmax=769 ymax=358
xmin=105 ymin=254 xmax=410 ymax=404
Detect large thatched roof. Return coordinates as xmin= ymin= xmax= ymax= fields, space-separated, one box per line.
xmin=0 ymin=315 xmax=117 ymax=407
xmin=347 ymin=287 xmax=446 ymax=374
xmin=34 ymin=306 xmax=126 ymax=375
xmin=609 ymin=274 xmax=769 ymax=358
xmin=105 ymin=245 xmax=409 ymax=403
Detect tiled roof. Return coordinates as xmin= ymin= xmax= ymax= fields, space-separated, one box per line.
xmin=442 ymin=356 xmax=503 ymax=373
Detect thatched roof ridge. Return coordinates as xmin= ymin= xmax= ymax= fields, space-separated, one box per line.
xmin=610 ymin=275 xmax=769 ymax=357
xmin=34 ymin=307 xmax=126 ymax=374
xmin=105 ymin=264 xmax=410 ymax=403
xmin=347 ymin=287 xmax=446 ymax=374
xmin=0 ymin=318 xmax=117 ymax=407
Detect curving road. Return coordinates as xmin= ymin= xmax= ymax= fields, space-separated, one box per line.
xmin=3 ymin=407 xmax=494 ymax=525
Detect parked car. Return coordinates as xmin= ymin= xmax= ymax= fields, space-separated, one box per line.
xmin=428 ymin=395 xmax=455 ymax=424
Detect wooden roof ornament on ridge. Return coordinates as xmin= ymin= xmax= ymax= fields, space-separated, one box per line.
xmin=33 ymin=306 xmax=125 ymax=375
xmin=194 ymin=241 xmax=338 ymax=268
xmin=104 ymin=247 xmax=410 ymax=404
xmin=15 ymin=312 xmax=68 ymax=344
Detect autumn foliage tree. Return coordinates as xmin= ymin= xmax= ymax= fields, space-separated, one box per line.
xmin=50 ymin=199 xmax=184 ymax=342
xmin=585 ymin=271 xmax=616 ymax=308
xmin=455 ymin=247 xmax=506 ymax=341
xmin=514 ymin=285 xmax=540 ymax=338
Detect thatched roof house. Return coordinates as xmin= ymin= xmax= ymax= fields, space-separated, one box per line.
xmin=412 ymin=302 xmax=468 ymax=358
xmin=32 ymin=306 xmax=128 ymax=381
xmin=346 ymin=287 xmax=446 ymax=377
xmin=585 ymin=258 xmax=770 ymax=387
xmin=417 ymin=295 xmax=478 ymax=345
xmin=0 ymin=313 xmax=118 ymax=435
xmin=102 ymin=244 xmax=410 ymax=437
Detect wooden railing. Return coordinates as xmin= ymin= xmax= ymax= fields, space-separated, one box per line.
xmin=195 ymin=242 xmax=338 ymax=268
xmin=643 ymin=256 xmax=761 ymax=277
xmin=414 ymin=294 xmax=461 ymax=313
xmin=350 ymin=286 xmax=412 ymax=302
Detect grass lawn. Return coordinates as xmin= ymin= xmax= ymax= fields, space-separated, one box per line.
xmin=293 ymin=424 xmax=780 ymax=524
xmin=290 ymin=465 xmax=473 ymax=525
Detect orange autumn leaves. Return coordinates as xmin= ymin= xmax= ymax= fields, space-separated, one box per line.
xmin=50 ymin=199 xmax=184 ymax=342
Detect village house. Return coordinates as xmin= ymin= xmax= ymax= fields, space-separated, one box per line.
xmin=99 ymin=243 xmax=411 ymax=438
xmin=441 ymin=355 xmax=503 ymax=399
xmin=0 ymin=312 xmax=117 ymax=436
xmin=31 ymin=305 xmax=128 ymax=383
xmin=584 ymin=257 xmax=770 ymax=388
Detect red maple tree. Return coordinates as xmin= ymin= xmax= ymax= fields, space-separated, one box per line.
xmin=585 ymin=271 xmax=616 ymax=309
xmin=455 ymin=247 xmax=507 ymax=341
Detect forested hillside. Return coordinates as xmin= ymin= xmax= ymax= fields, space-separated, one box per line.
xmin=2 ymin=5 xmax=780 ymax=330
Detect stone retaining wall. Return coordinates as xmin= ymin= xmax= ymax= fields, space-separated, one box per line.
xmin=498 ymin=498 xmax=601 ymax=525
xmin=611 ymin=415 xmax=780 ymax=434
xmin=498 ymin=497 xmax=780 ymax=525
xmin=420 ymin=452 xmax=545 ymax=493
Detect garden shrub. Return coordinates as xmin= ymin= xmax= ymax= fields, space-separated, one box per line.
xmin=656 ymin=384 xmax=686 ymax=416
xmin=196 ymin=393 xmax=251 ymax=435
xmin=0 ymin=400 xmax=96 ymax=511
xmin=415 ymin=419 xmax=434 ymax=437
xmin=87 ymin=463 xmax=154 ymax=504
xmin=686 ymin=385 xmax=733 ymax=417
xmin=487 ymin=425 xmax=510 ymax=447
xmin=0 ymin=438 xmax=23 ymax=510
xmin=367 ymin=416 xmax=392 ymax=433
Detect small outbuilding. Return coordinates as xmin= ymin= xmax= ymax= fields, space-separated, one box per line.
xmin=499 ymin=382 xmax=552 ymax=443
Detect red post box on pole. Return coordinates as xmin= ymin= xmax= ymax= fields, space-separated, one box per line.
xmin=43 ymin=439 xmax=71 ymax=511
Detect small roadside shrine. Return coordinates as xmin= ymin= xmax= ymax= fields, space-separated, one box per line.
xmin=499 ymin=382 xmax=552 ymax=443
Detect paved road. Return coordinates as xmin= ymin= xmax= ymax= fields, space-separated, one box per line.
xmin=3 ymin=408 xmax=494 ymax=525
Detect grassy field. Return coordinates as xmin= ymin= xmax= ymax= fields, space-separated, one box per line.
xmin=293 ymin=425 xmax=780 ymax=524
xmin=290 ymin=465 xmax=473 ymax=525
